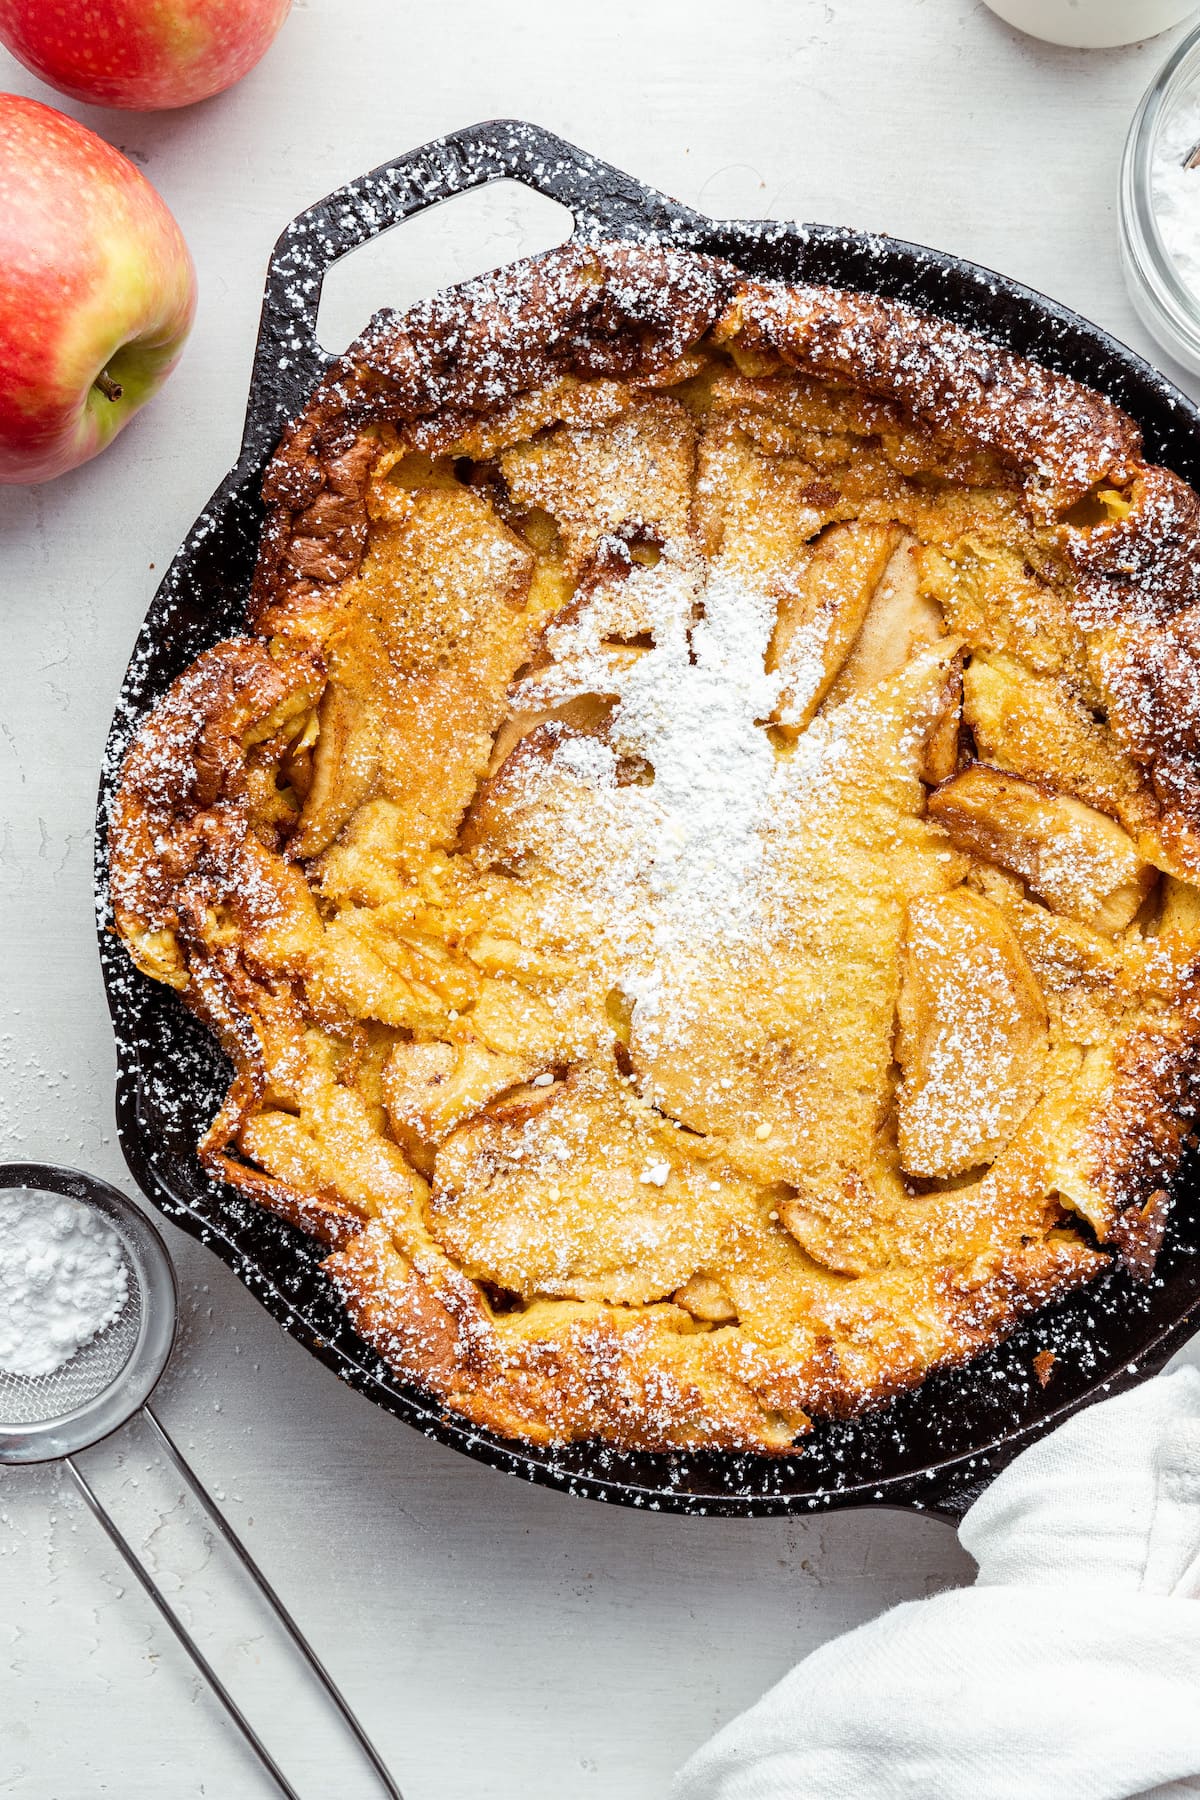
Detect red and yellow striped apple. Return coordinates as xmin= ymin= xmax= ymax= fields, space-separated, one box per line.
xmin=0 ymin=0 xmax=292 ymax=112
xmin=0 ymin=94 xmax=196 ymax=484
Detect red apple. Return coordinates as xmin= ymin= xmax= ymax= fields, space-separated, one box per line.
xmin=0 ymin=94 xmax=196 ymax=484
xmin=0 ymin=0 xmax=291 ymax=112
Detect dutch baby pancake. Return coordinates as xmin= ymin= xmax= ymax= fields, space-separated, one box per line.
xmin=111 ymin=244 xmax=1200 ymax=1451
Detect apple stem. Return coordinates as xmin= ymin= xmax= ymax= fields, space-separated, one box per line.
xmin=95 ymin=370 xmax=124 ymax=402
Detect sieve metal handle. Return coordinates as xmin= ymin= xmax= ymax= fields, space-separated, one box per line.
xmin=240 ymin=117 xmax=707 ymax=463
xmin=67 ymin=1406 xmax=403 ymax=1800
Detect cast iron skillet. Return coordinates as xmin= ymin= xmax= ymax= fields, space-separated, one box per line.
xmin=96 ymin=119 xmax=1200 ymax=1521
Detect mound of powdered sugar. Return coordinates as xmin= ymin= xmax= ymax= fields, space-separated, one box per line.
xmin=0 ymin=1190 xmax=129 ymax=1379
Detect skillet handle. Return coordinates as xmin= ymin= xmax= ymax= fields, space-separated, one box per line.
xmin=916 ymin=1466 xmax=994 ymax=1525
xmin=240 ymin=118 xmax=708 ymax=463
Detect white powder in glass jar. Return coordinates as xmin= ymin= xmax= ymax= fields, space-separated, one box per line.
xmin=0 ymin=1189 xmax=128 ymax=1378
xmin=1152 ymin=94 xmax=1200 ymax=297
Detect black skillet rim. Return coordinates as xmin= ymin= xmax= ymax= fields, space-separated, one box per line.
xmin=96 ymin=119 xmax=1200 ymax=1520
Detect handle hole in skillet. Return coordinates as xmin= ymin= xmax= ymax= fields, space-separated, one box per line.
xmin=315 ymin=180 xmax=574 ymax=355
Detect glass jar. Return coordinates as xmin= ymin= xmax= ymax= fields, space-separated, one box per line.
xmin=1120 ymin=22 xmax=1200 ymax=373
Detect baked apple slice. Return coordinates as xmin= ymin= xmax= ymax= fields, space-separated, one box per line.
xmin=767 ymin=521 xmax=900 ymax=732
xmin=962 ymin=654 xmax=1141 ymax=820
xmin=928 ymin=766 xmax=1154 ymax=933
xmin=919 ymin=648 xmax=964 ymax=784
xmin=429 ymin=1066 xmax=748 ymax=1305
xmin=487 ymin=691 xmax=615 ymax=775
xmin=291 ymin=682 xmax=380 ymax=859
xmin=383 ymin=1038 xmax=532 ymax=1171
xmin=823 ymin=531 xmax=946 ymax=703
xmin=897 ymin=889 xmax=1048 ymax=1179
xmin=673 ymin=1273 xmax=738 ymax=1324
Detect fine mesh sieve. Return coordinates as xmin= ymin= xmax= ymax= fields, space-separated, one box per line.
xmin=0 ymin=1163 xmax=173 ymax=1462
xmin=0 ymin=1163 xmax=402 ymax=1800
xmin=0 ymin=1283 xmax=142 ymax=1427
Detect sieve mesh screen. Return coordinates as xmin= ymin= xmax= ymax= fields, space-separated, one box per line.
xmin=0 ymin=1252 xmax=142 ymax=1428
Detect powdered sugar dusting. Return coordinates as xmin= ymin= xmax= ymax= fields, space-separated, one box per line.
xmin=502 ymin=545 xmax=803 ymax=1060
xmin=0 ymin=1190 xmax=128 ymax=1379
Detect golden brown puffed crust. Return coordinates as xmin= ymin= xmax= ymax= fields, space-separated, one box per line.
xmin=727 ymin=284 xmax=1200 ymax=866
xmin=111 ymin=638 xmax=322 ymax=935
xmin=725 ymin=281 xmax=1143 ymax=514
xmin=110 ymin=240 xmax=1200 ymax=1454
xmin=205 ymin=1150 xmax=365 ymax=1249
xmin=1080 ymin=958 xmax=1200 ymax=1247
xmin=109 ymin=638 xmax=368 ymax=1252
xmin=250 ymin=243 xmax=738 ymax=644
xmin=247 ymin=250 xmax=1200 ymax=860
xmin=1064 ymin=467 xmax=1200 ymax=865
xmin=325 ymin=1222 xmax=1101 ymax=1453
xmin=249 ymin=248 xmax=1140 ymax=634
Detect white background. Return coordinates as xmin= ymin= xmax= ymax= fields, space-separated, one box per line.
xmin=4 ymin=2 xmax=1200 ymax=1795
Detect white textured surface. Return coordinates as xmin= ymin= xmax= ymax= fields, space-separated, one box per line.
xmin=2 ymin=1 xmax=1200 ymax=1795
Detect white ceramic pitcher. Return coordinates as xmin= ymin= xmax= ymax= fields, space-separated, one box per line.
xmin=983 ymin=0 xmax=1196 ymax=48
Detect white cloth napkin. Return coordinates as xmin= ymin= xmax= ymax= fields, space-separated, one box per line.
xmin=672 ymin=1367 xmax=1200 ymax=1800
